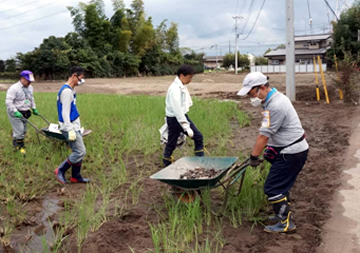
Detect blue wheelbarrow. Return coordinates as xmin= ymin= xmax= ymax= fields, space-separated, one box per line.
xmin=150 ymin=156 xmax=250 ymax=215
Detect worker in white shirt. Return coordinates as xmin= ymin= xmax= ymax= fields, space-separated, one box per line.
xmin=5 ymin=70 xmax=39 ymax=155
xmin=162 ymin=65 xmax=205 ymax=167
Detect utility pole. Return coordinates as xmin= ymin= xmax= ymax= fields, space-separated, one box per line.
xmin=286 ymin=0 xmax=295 ymax=101
xmin=233 ymin=16 xmax=242 ymax=74
xmin=215 ymin=44 xmax=218 ymax=73
xmin=229 ymin=40 xmax=231 ymax=54
xmin=210 ymin=44 xmax=218 ymax=73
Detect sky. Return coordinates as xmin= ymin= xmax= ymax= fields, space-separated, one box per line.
xmin=0 ymin=0 xmax=355 ymax=60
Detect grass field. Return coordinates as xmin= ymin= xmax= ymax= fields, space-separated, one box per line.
xmin=0 ymin=92 xmax=270 ymax=252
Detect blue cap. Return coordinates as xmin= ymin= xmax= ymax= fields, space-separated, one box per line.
xmin=20 ymin=70 xmax=35 ymax=82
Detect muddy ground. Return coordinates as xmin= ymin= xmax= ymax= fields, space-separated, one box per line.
xmin=1 ymin=73 xmax=358 ymax=253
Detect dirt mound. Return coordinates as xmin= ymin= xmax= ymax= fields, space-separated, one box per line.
xmin=296 ymin=85 xmax=340 ymax=102
xmin=201 ymin=79 xmax=215 ymax=83
xmin=80 ymin=213 xmax=153 ymax=253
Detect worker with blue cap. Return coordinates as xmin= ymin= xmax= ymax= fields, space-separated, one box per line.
xmin=5 ymin=70 xmax=40 ymax=155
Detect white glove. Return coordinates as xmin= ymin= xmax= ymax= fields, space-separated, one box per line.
xmin=68 ymin=130 xmax=77 ymax=141
xmin=183 ymin=124 xmax=194 ymax=138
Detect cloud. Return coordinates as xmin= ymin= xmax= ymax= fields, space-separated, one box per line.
xmin=0 ymin=0 xmax=355 ymax=60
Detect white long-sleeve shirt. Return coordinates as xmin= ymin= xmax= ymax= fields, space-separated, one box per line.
xmin=59 ymin=88 xmax=81 ymax=132
xmin=5 ymin=81 xmax=36 ymax=113
xmin=165 ymin=76 xmax=193 ymax=125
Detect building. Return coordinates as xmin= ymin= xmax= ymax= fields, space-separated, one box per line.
xmin=203 ymin=56 xmax=224 ymax=69
xmin=247 ymin=53 xmax=256 ymax=66
xmin=264 ymin=34 xmax=332 ymax=65
xmin=203 ymin=54 xmax=255 ymax=69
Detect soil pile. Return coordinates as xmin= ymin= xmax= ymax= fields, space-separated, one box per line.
xmin=180 ymin=167 xmax=223 ymax=179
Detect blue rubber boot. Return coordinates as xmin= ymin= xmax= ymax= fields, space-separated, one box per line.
xmin=70 ymin=161 xmax=90 ymax=183
xmin=55 ymin=159 xmax=71 ymax=184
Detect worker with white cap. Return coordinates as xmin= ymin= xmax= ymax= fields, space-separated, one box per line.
xmin=237 ymin=72 xmax=308 ymax=233
xmin=5 ymin=70 xmax=39 ymax=155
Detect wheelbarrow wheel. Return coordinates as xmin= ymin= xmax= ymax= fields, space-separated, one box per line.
xmin=171 ymin=187 xmax=200 ymax=203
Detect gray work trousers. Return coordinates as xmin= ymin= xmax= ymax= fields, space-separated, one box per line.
xmin=7 ymin=109 xmax=27 ymax=139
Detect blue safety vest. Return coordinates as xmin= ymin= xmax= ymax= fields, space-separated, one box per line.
xmin=57 ymin=84 xmax=80 ymax=122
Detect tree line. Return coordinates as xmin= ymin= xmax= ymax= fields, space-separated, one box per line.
xmin=1 ymin=0 xmax=204 ymax=80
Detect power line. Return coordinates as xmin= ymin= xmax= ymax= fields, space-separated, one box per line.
xmin=324 ymin=0 xmax=339 ymax=20
xmin=241 ymin=0 xmax=256 ymax=32
xmin=235 ymin=0 xmax=240 ymax=15
xmin=239 ymin=0 xmax=247 ymax=16
xmin=0 ymin=0 xmax=44 ymax=15
xmin=0 ymin=0 xmax=61 ymax=21
xmin=242 ymin=0 xmax=266 ymax=40
xmin=0 ymin=10 xmax=68 ymax=31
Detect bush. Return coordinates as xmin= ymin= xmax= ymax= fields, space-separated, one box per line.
xmin=0 ymin=72 xmax=19 ymax=80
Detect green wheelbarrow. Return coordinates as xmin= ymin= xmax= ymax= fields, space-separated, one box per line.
xmin=150 ymin=156 xmax=250 ymax=215
xmin=23 ymin=114 xmax=92 ymax=144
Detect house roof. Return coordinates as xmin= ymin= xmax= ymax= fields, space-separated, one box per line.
xmin=264 ymin=48 xmax=328 ymax=57
xmin=203 ymin=56 xmax=224 ymax=62
xmin=295 ymin=34 xmax=332 ymax=42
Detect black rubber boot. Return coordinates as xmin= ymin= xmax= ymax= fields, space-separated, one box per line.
xmin=194 ymin=149 xmax=205 ymax=157
xmin=264 ymin=195 xmax=296 ymax=233
xmin=162 ymin=156 xmax=173 ymax=167
xmin=55 ymin=159 xmax=71 ymax=184
xmin=13 ymin=139 xmax=26 ymax=155
xmin=70 ymin=161 xmax=90 ymax=183
xmin=264 ymin=212 xmax=296 ymax=233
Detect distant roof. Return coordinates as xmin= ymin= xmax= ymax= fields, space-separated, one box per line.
xmin=264 ymin=48 xmax=328 ymax=57
xmin=203 ymin=56 xmax=224 ymax=61
xmin=295 ymin=34 xmax=332 ymax=41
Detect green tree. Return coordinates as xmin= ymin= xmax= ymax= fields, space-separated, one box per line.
xmin=165 ymin=22 xmax=179 ymax=53
xmin=264 ymin=48 xmax=272 ymax=55
xmin=255 ymin=56 xmax=268 ymax=65
xmin=328 ymin=2 xmax=360 ymax=60
xmin=83 ymin=4 xmax=112 ymax=50
xmin=0 ymin=60 xmax=5 ymax=72
xmin=132 ymin=17 xmax=156 ymax=56
xmin=222 ymin=53 xmax=250 ymax=69
xmin=5 ymin=59 xmax=16 ymax=72
xmin=112 ymin=0 xmax=125 ymax=11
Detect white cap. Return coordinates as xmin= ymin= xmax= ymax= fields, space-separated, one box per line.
xmin=237 ymin=72 xmax=268 ymax=96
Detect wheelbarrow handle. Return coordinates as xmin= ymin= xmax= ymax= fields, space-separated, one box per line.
xmin=37 ymin=113 xmax=51 ymax=125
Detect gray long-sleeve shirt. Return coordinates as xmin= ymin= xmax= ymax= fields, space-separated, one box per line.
xmin=260 ymin=91 xmax=308 ymax=154
xmin=58 ymin=87 xmax=81 ymax=132
xmin=5 ymin=81 xmax=36 ymax=113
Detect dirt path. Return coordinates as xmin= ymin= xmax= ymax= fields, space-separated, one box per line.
xmin=1 ymin=73 xmax=357 ymax=253
xmin=318 ymin=116 xmax=360 ymax=253
xmin=0 ymin=72 xmax=332 ymax=96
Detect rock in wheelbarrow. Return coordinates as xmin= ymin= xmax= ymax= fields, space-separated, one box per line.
xmin=179 ymin=167 xmax=223 ymax=179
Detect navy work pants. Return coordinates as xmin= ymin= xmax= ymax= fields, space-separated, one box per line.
xmin=264 ymin=150 xmax=308 ymax=198
xmin=163 ymin=115 xmax=203 ymax=159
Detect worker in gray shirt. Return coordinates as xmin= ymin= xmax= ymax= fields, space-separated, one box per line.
xmin=5 ymin=70 xmax=40 ymax=155
xmin=55 ymin=66 xmax=90 ymax=184
xmin=237 ymin=72 xmax=308 ymax=233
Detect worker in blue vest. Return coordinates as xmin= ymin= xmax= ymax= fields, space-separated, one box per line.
xmin=55 ymin=66 xmax=90 ymax=184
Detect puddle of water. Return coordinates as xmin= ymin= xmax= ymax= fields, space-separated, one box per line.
xmin=10 ymin=196 xmax=61 ymax=253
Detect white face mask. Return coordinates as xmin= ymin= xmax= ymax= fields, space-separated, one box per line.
xmin=78 ymin=78 xmax=85 ymax=86
xmin=249 ymin=88 xmax=263 ymax=107
xmin=250 ymin=97 xmax=263 ymax=107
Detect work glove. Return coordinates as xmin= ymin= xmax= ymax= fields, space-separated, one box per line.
xmin=249 ymin=155 xmax=262 ymax=167
xmin=183 ymin=123 xmax=194 ymax=138
xmin=32 ymin=108 xmax=39 ymax=115
xmin=68 ymin=130 xmax=77 ymax=141
xmin=14 ymin=111 xmax=22 ymax=118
